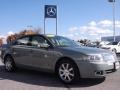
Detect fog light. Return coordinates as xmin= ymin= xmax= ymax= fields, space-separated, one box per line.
xmin=95 ymin=71 xmax=104 ymax=75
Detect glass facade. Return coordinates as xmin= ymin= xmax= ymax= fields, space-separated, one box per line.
xmin=101 ymin=36 xmax=120 ymax=42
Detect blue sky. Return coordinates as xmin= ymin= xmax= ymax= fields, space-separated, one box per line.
xmin=0 ymin=0 xmax=120 ymax=41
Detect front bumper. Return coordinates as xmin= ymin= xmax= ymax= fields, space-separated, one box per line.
xmin=76 ymin=61 xmax=120 ymax=78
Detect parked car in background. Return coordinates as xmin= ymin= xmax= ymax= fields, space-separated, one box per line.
xmin=86 ymin=43 xmax=100 ymax=48
xmin=101 ymin=41 xmax=120 ymax=53
xmin=0 ymin=34 xmax=120 ymax=84
xmin=100 ymin=41 xmax=110 ymax=46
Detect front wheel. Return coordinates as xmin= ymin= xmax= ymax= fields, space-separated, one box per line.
xmin=56 ymin=60 xmax=80 ymax=84
xmin=4 ymin=56 xmax=16 ymax=72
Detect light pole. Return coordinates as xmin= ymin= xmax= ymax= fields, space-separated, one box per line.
xmin=112 ymin=0 xmax=116 ymax=42
xmin=108 ymin=0 xmax=116 ymax=41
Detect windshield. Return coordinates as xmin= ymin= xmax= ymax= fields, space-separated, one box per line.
xmin=47 ymin=35 xmax=79 ymax=47
xmin=107 ymin=42 xmax=118 ymax=45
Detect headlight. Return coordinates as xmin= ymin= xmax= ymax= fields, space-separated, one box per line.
xmin=102 ymin=53 xmax=115 ymax=62
xmin=82 ymin=54 xmax=103 ymax=62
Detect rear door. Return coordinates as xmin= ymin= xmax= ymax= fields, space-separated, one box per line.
xmin=11 ymin=36 xmax=33 ymax=66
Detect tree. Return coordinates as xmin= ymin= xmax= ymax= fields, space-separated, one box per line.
xmin=6 ymin=27 xmax=42 ymax=44
xmin=0 ymin=38 xmax=3 ymax=47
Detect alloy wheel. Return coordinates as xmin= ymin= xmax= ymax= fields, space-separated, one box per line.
xmin=5 ymin=56 xmax=15 ymax=72
xmin=59 ymin=63 xmax=75 ymax=83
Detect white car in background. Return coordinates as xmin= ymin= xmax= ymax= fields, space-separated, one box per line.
xmin=101 ymin=41 xmax=120 ymax=53
xmin=100 ymin=41 xmax=110 ymax=46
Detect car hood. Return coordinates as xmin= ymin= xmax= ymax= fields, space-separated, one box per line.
xmin=58 ymin=46 xmax=111 ymax=55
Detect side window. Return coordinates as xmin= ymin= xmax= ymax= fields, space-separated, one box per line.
xmin=31 ymin=36 xmax=48 ymax=46
xmin=16 ymin=37 xmax=30 ymax=46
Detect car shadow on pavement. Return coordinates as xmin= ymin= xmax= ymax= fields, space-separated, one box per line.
xmin=0 ymin=65 xmax=105 ymax=88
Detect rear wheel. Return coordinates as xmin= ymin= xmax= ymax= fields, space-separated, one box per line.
xmin=56 ymin=60 xmax=80 ymax=84
xmin=4 ymin=56 xmax=16 ymax=72
xmin=112 ymin=49 xmax=117 ymax=53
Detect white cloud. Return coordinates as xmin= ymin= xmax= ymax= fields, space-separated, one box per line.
xmin=98 ymin=20 xmax=112 ymax=27
xmin=66 ymin=33 xmax=86 ymax=40
xmin=98 ymin=20 xmax=120 ymax=28
xmin=67 ymin=34 xmax=74 ymax=37
xmin=80 ymin=25 xmax=112 ymax=38
xmin=88 ymin=21 xmax=97 ymax=26
xmin=7 ymin=31 xmax=14 ymax=35
xmin=116 ymin=21 xmax=120 ymax=28
xmin=0 ymin=34 xmax=7 ymax=44
xmin=67 ymin=20 xmax=120 ymax=40
xmin=0 ymin=31 xmax=14 ymax=44
xmin=0 ymin=34 xmax=6 ymax=38
xmin=69 ymin=27 xmax=78 ymax=32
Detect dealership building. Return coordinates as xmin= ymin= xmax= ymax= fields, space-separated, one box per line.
xmin=101 ymin=36 xmax=120 ymax=42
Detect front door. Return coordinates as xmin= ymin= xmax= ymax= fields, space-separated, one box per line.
xmin=29 ymin=35 xmax=55 ymax=70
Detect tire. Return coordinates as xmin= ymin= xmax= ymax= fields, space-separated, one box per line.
xmin=4 ymin=56 xmax=16 ymax=72
xmin=112 ymin=49 xmax=117 ymax=53
xmin=56 ymin=60 xmax=80 ymax=84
